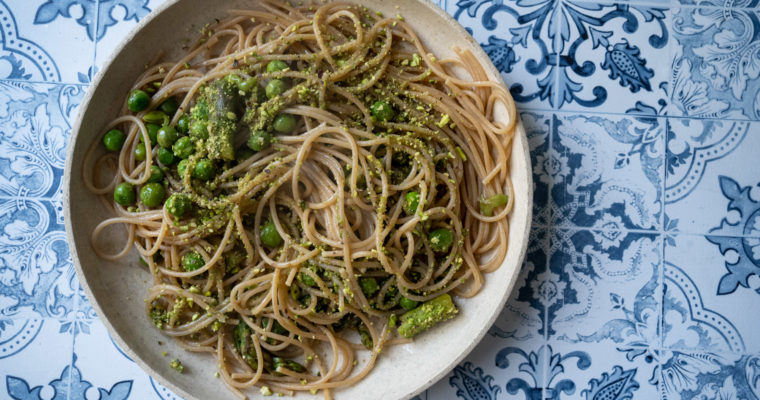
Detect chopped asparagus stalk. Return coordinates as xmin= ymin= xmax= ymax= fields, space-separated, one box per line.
xmin=397 ymin=293 xmax=458 ymax=338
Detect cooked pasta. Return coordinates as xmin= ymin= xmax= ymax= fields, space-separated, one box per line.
xmin=84 ymin=1 xmax=516 ymax=398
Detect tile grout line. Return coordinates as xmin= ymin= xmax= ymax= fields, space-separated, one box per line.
xmin=92 ymin=0 xmax=101 ymax=81
xmin=659 ymin=17 xmax=673 ymax=384
xmin=531 ymin=222 xmax=760 ymax=240
xmin=64 ymin=3 xmax=101 ymax=399
xmin=658 ymin=234 xmax=666 ymax=399
xmin=0 ymin=78 xmax=88 ymax=86
xmin=553 ymin=0 xmax=562 ymax=116
xmin=544 ymin=17 xmax=559 ymax=387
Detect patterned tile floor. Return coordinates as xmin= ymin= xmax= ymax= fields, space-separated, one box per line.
xmin=1 ymin=0 xmax=759 ymax=399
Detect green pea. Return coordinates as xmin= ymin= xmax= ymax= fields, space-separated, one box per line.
xmin=190 ymin=121 xmax=208 ymax=139
xmin=160 ymin=97 xmax=179 ymax=115
xmin=172 ymin=136 xmax=193 ymax=159
xmin=247 ymin=130 xmax=271 ymax=152
xmin=226 ymin=74 xmax=242 ymax=86
xmin=102 ymin=129 xmax=125 ymax=152
xmin=266 ymin=60 xmax=289 ymax=73
xmin=157 ymin=125 xmax=178 ymax=148
xmin=405 ymin=191 xmax=420 ymax=214
xmin=147 ymin=165 xmax=163 ymax=183
xmin=273 ymin=114 xmax=296 ymax=133
xmin=238 ymin=77 xmax=258 ymax=92
xmin=157 ymin=147 xmax=175 ymax=165
xmin=193 ymin=159 xmax=215 ymax=181
xmin=371 ymin=100 xmax=395 ymax=122
xmin=127 ymin=89 xmax=150 ymax=112
xmin=145 ymin=123 xmax=160 ymax=144
xmin=176 ymin=114 xmax=191 ymax=133
xmin=182 ymin=251 xmax=204 ymax=271
xmin=260 ymin=221 xmax=282 ymax=247
xmin=113 ymin=182 xmax=136 ymax=206
xmin=166 ymin=193 xmax=192 ymax=217
xmin=177 ymin=159 xmax=188 ymax=177
xmin=134 ymin=142 xmax=147 ymax=161
xmin=236 ymin=148 xmax=255 ymax=163
xmin=399 ymin=297 xmax=418 ymax=311
xmin=140 ymin=183 xmax=165 ymax=208
xmin=359 ymin=277 xmax=379 ymax=297
xmin=142 ymin=110 xmax=167 ymax=124
xmin=429 ymin=228 xmax=453 ymax=252
xmin=265 ymin=79 xmax=287 ymax=99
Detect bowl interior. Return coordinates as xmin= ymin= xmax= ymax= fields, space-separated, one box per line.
xmin=64 ymin=1 xmax=533 ymax=399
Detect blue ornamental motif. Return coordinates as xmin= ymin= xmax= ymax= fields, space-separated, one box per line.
xmin=707 ymin=176 xmax=760 ymax=295
xmin=602 ymin=42 xmax=653 ymax=93
xmin=481 ymin=36 xmax=518 ymax=73
xmin=658 ymin=352 xmax=760 ymax=400
xmin=34 ymin=0 xmax=151 ymax=41
xmin=558 ymin=269 xmax=660 ymax=366
xmin=0 ymin=3 xmax=60 ymax=81
xmin=454 ymin=0 xmax=667 ymax=109
xmin=665 ymin=121 xmax=749 ymax=204
xmin=582 ymin=366 xmax=639 ymax=400
xmin=496 ymin=345 xmax=591 ymax=400
xmin=0 ymin=82 xmax=83 ymax=323
xmin=449 ymin=362 xmax=500 ymax=400
xmin=6 ymin=354 xmax=132 ymax=400
xmin=671 ymin=5 xmax=760 ymax=119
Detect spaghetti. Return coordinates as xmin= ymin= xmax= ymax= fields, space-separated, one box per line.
xmin=84 ymin=1 xmax=516 ymax=398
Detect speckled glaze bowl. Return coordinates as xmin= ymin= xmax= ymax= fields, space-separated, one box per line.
xmin=63 ymin=1 xmax=533 ymax=399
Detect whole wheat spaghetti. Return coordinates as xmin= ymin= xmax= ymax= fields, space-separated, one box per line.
xmin=84 ymin=1 xmax=516 ymax=398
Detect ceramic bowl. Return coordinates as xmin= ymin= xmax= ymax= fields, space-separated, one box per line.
xmin=63 ymin=0 xmax=533 ymax=399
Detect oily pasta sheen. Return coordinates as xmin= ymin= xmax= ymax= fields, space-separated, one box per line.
xmin=84 ymin=1 xmax=516 ymax=398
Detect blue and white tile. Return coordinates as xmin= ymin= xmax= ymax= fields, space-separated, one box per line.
xmin=657 ymin=349 xmax=760 ymax=400
xmin=669 ymin=5 xmax=760 ymax=120
xmin=0 ymin=81 xmax=84 ymax=199
xmin=663 ymin=233 xmax=760 ymax=354
xmin=544 ymin=339 xmax=659 ymax=400
xmin=553 ymin=2 xmax=672 ymax=115
xmin=546 ymin=228 xmax=662 ymax=349
xmin=551 ymin=113 xmax=665 ymax=231
xmin=93 ymin=0 xmax=164 ymax=72
xmin=0 ymin=198 xmax=76 ymax=322
xmin=425 ymin=333 xmax=548 ymax=400
xmin=0 ymin=317 xmax=74 ymax=399
xmin=675 ymin=0 xmax=759 ymax=5
xmin=0 ymin=0 xmax=97 ymax=83
xmin=73 ymin=319 xmax=183 ymax=400
xmin=492 ymin=227 xmax=548 ymax=341
xmin=521 ymin=111 xmax=551 ymax=227
xmin=448 ymin=0 xmax=561 ymax=110
xmin=665 ymin=118 xmax=759 ymax=236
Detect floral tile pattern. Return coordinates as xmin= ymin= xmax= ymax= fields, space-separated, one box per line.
xmin=665 ymin=117 xmax=759 ymax=236
xmin=551 ymin=112 xmax=665 ymax=230
xmin=1 ymin=0 xmax=95 ymax=83
xmin=3 ymin=0 xmax=760 ymax=399
xmin=669 ymin=4 xmax=760 ymax=120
